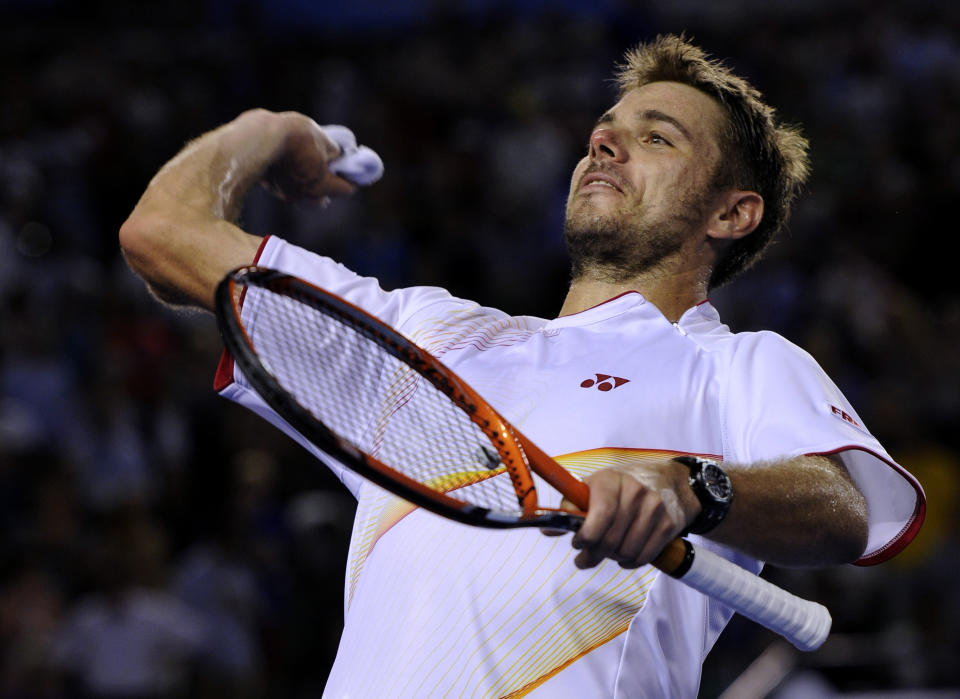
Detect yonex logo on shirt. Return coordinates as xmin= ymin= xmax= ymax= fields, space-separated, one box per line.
xmin=580 ymin=374 xmax=630 ymax=392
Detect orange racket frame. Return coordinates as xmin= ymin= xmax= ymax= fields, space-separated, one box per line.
xmin=217 ymin=266 xmax=592 ymax=531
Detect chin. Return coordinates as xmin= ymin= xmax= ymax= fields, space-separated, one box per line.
xmin=567 ymin=190 xmax=630 ymax=223
xmin=564 ymin=209 xmax=621 ymax=238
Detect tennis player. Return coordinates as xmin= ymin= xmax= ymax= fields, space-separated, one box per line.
xmin=120 ymin=35 xmax=924 ymax=698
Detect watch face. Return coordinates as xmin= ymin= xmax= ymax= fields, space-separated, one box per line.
xmin=702 ymin=463 xmax=733 ymax=501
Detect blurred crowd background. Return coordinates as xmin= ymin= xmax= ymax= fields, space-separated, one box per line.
xmin=1 ymin=0 xmax=958 ymax=697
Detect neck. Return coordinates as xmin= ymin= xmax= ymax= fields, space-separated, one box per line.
xmin=558 ymin=266 xmax=708 ymax=322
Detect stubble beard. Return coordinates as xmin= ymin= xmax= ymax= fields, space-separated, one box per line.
xmin=563 ymin=195 xmax=705 ymax=284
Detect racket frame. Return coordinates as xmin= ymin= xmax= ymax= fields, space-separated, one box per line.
xmin=216 ymin=266 xmax=586 ymax=530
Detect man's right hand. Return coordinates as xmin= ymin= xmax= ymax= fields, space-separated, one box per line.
xmin=119 ymin=110 xmax=380 ymax=310
xmin=257 ymin=112 xmax=360 ymax=205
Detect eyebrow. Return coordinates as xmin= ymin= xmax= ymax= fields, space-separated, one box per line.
xmin=593 ymin=109 xmax=694 ymax=142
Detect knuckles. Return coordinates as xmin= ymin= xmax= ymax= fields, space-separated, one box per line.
xmin=574 ymin=464 xmax=684 ymax=568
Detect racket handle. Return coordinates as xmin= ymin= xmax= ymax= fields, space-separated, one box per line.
xmin=519 ymin=435 xmax=830 ymax=649
xmin=654 ymin=539 xmax=831 ymax=651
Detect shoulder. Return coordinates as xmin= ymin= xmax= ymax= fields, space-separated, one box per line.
xmin=720 ymin=330 xmax=839 ymax=399
xmin=407 ymin=302 xmax=544 ymax=356
xmin=260 ymin=236 xmax=518 ymax=331
xmin=682 ymin=304 xmax=820 ymax=371
xmin=681 ymin=306 xmax=842 ymax=406
xmin=729 ymin=329 xmax=821 ymax=367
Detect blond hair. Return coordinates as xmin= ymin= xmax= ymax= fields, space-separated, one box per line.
xmin=617 ymin=35 xmax=810 ymax=289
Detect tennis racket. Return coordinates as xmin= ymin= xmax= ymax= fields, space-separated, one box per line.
xmin=214 ymin=265 xmax=831 ymax=651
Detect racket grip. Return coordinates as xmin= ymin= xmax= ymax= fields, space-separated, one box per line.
xmin=656 ymin=539 xmax=831 ymax=651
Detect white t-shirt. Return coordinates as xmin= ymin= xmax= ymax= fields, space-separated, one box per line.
xmin=217 ymin=236 xmax=924 ymax=698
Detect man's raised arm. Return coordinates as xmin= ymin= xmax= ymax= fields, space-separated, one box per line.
xmin=119 ymin=110 xmax=357 ymax=310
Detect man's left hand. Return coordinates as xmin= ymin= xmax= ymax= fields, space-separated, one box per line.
xmin=558 ymin=459 xmax=701 ymax=569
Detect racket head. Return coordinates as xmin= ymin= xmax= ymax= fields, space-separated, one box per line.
xmin=215 ymin=266 xmax=585 ymax=531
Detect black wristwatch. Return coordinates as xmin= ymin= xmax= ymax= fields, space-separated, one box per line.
xmin=673 ymin=455 xmax=733 ymax=535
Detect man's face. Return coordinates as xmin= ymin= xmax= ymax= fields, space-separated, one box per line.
xmin=564 ymin=81 xmax=727 ymax=281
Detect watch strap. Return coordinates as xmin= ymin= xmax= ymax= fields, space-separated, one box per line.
xmin=673 ymin=455 xmax=732 ymax=536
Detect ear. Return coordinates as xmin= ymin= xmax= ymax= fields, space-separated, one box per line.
xmin=705 ymin=190 xmax=764 ymax=241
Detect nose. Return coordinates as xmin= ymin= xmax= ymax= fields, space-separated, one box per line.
xmin=589 ymin=128 xmax=626 ymax=162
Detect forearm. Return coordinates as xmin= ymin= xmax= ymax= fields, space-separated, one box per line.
xmin=144 ymin=110 xmax=286 ymax=224
xmin=119 ymin=110 xmax=347 ymax=310
xmin=119 ymin=111 xmax=286 ymax=309
xmin=569 ymin=452 xmax=869 ymax=570
xmin=710 ymin=454 xmax=868 ymax=567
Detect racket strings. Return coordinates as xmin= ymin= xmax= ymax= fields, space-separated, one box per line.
xmin=242 ymin=287 xmax=525 ymax=515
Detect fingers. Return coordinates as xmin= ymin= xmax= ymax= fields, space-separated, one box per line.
xmin=262 ymin=115 xmax=380 ymax=203
xmin=569 ymin=468 xmax=686 ymax=570
xmin=571 ymin=474 xmax=625 ymax=567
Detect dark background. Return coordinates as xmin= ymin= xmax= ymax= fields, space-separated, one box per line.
xmin=1 ymin=0 xmax=957 ymax=696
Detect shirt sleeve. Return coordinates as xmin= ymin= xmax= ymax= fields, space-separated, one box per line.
xmin=254 ymin=236 xmax=471 ymax=331
xmin=721 ymin=330 xmax=925 ymax=565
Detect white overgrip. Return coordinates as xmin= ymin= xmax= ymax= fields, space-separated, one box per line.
xmin=681 ymin=543 xmax=832 ymax=651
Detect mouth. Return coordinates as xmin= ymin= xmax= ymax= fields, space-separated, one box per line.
xmin=579 ymin=171 xmax=624 ymax=194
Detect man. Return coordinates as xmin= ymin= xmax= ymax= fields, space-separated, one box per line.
xmin=120 ymin=35 xmax=924 ymax=698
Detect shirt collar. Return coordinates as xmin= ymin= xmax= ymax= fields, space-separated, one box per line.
xmin=543 ymin=291 xmax=648 ymax=329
